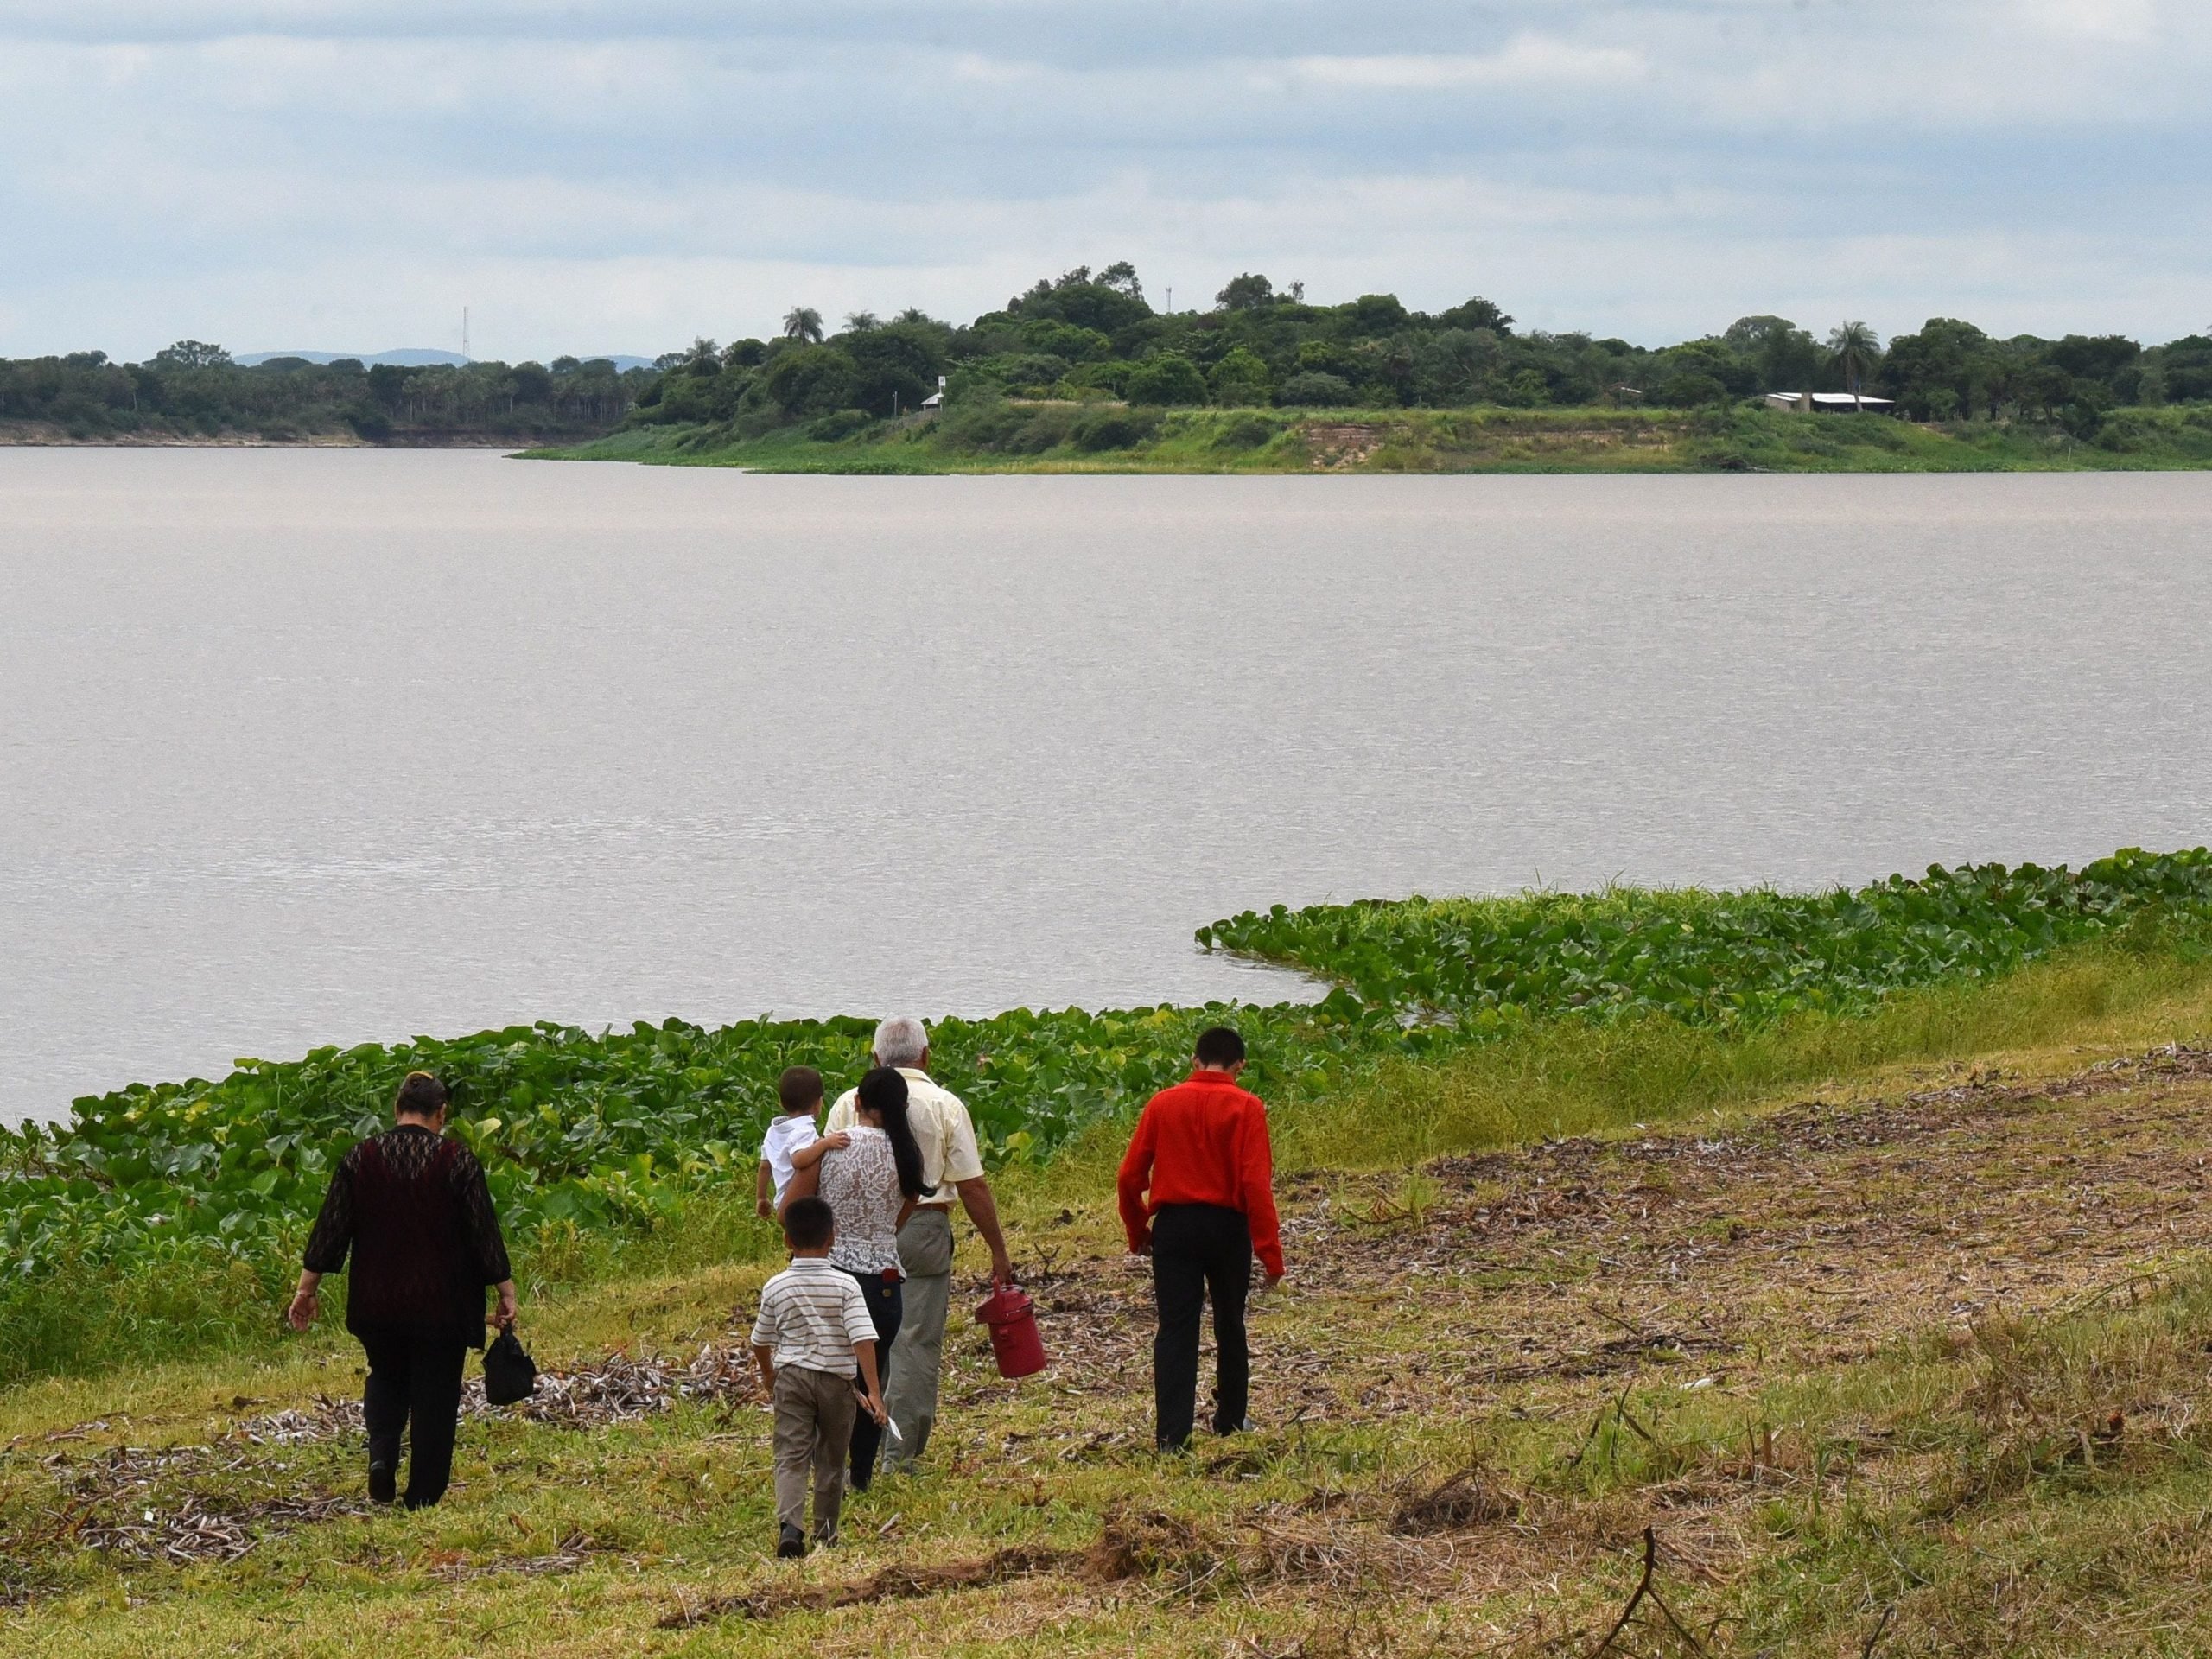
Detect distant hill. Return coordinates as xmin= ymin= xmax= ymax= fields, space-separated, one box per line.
xmin=236 ymin=349 xmax=656 ymax=371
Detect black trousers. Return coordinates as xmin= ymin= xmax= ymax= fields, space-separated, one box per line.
xmin=841 ymin=1269 xmax=903 ymax=1488
xmin=1150 ymin=1204 xmax=1253 ymax=1449
xmin=357 ymin=1325 xmax=469 ymax=1509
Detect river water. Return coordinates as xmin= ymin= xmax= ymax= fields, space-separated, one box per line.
xmin=3 ymin=449 xmax=2209 ymax=1123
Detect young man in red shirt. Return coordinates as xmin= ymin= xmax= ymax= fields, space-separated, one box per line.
xmin=1117 ymin=1026 xmax=1285 ymax=1451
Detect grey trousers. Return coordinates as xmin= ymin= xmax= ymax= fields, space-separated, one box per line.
xmin=771 ymin=1363 xmax=855 ymax=1539
xmin=882 ymin=1206 xmax=954 ymax=1471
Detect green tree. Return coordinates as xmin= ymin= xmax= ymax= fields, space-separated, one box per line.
xmin=763 ymin=344 xmax=858 ymax=415
xmin=1209 ymin=347 xmax=1273 ymax=406
xmin=782 ymin=308 xmax=824 ymax=345
xmin=1435 ymin=296 xmax=1514 ymax=334
xmin=1723 ymin=315 xmax=1821 ymax=391
xmin=845 ymin=324 xmax=944 ymax=415
xmin=1216 ymin=273 xmax=1275 ymax=311
xmin=1124 ymin=353 xmax=1207 ymax=405
xmin=843 ymin=312 xmax=880 ymax=334
xmin=1348 ymin=294 xmax=1409 ymax=336
xmin=1827 ymin=321 xmax=1883 ymax=409
xmin=154 ymin=340 xmax=232 ymax=369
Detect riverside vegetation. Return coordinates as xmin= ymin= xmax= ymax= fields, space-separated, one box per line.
xmin=10 ymin=849 xmax=2212 ymax=1654
xmin=15 ymin=265 xmax=2212 ymax=469
xmin=536 ymin=263 xmax=2212 ymax=473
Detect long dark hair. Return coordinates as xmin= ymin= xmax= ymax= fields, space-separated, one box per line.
xmin=856 ymin=1065 xmax=933 ymax=1201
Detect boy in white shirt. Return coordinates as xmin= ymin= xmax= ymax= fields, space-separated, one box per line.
xmin=750 ymin=1197 xmax=887 ymax=1556
xmin=757 ymin=1066 xmax=842 ymax=1217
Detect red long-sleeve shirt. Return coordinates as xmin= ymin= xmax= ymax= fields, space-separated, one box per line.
xmin=1117 ymin=1070 xmax=1284 ymax=1279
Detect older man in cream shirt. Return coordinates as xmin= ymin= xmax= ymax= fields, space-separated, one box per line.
xmin=823 ymin=1015 xmax=1014 ymax=1473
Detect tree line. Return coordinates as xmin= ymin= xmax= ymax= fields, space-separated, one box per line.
xmin=7 ymin=275 xmax=2208 ymax=446
xmin=628 ymin=264 xmax=2212 ymax=442
xmin=0 ymin=344 xmax=651 ymax=442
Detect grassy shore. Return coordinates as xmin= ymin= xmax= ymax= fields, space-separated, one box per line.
xmin=529 ymin=402 xmax=2212 ymax=475
xmin=9 ymin=938 xmax=2212 ymax=1656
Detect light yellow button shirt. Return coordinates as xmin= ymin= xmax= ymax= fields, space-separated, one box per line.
xmin=823 ymin=1067 xmax=984 ymax=1206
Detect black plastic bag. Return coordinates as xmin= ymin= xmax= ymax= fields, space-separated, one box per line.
xmin=483 ymin=1325 xmax=538 ymax=1406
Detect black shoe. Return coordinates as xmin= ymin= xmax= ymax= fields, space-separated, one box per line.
xmin=776 ymin=1523 xmax=807 ymax=1559
xmin=367 ymin=1461 xmax=397 ymax=1505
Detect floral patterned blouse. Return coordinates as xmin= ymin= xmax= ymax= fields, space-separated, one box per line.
xmin=817 ymin=1126 xmax=905 ymax=1277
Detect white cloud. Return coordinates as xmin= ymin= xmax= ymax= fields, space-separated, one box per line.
xmin=0 ymin=3 xmax=2208 ymax=356
xmin=1281 ymin=35 xmax=1644 ymax=91
xmin=2024 ymin=0 xmax=2160 ymax=43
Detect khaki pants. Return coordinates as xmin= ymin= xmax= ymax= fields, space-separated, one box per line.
xmin=883 ymin=1206 xmax=954 ymax=1471
xmin=772 ymin=1364 xmax=856 ymax=1540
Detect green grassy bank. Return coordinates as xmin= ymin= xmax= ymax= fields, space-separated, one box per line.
xmin=12 ymin=854 xmax=2212 ymax=1653
xmin=528 ymin=401 xmax=2212 ymax=474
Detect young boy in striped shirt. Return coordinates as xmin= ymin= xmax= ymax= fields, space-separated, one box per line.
xmin=750 ymin=1196 xmax=888 ymax=1557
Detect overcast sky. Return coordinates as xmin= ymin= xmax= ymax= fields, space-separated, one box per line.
xmin=2 ymin=1 xmax=2207 ymax=362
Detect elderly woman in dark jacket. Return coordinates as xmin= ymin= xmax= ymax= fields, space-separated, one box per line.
xmin=287 ymin=1071 xmax=518 ymax=1509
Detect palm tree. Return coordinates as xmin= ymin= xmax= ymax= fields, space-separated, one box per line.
xmin=1827 ymin=321 xmax=1882 ymax=410
xmin=842 ymin=311 xmax=880 ymax=334
xmin=782 ymin=307 xmax=823 ymax=346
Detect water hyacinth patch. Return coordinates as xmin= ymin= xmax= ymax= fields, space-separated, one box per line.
xmin=1196 ymin=849 xmax=2212 ymax=1027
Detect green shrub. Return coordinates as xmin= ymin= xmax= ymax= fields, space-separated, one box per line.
xmin=1211 ymin=411 xmax=1278 ymax=450
xmin=1070 ymin=408 xmax=1160 ymax=452
xmin=804 ymin=408 xmax=875 ymax=442
xmin=1277 ymin=372 xmax=1352 ymax=407
xmin=1125 ymin=353 xmax=1207 ymax=406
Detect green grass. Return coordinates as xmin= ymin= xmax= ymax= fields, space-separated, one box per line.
xmin=524 ymin=401 xmax=2212 ymax=474
xmin=8 ymin=944 xmax=2212 ymax=1654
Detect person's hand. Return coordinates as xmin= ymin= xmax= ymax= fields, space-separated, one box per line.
xmin=755 ymin=1198 xmax=772 ymax=1219
xmin=861 ymin=1389 xmax=887 ymax=1426
xmin=285 ymin=1287 xmax=318 ymax=1332
xmin=1258 ymin=1272 xmax=1285 ymax=1296
xmin=494 ymin=1282 xmax=519 ymax=1330
xmin=821 ymin=1131 xmax=851 ymax=1151
xmin=1130 ymin=1239 xmax=1152 ymax=1258
xmin=989 ymin=1248 xmax=1014 ymax=1287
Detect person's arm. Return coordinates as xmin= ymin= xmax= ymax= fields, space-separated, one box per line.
xmin=750 ymin=1297 xmax=779 ymax=1394
xmin=756 ymin=1158 xmax=774 ymax=1219
xmin=939 ymin=1096 xmax=1013 ymax=1284
xmin=895 ymin=1195 xmax=918 ymax=1233
xmin=1116 ymin=1108 xmax=1158 ymax=1256
xmin=789 ymin=1132 xmax=846 ymax=1171
xmin=455 ymin=1148 xmax=520 ymax=1327
xmin=1239 ymin=1098 xmax=1285 ymax=1285
xmin=779 ymin=1159 xmax=821 ymax=1217
xmin=290 ymin=1156 xmax=356 ymax=1331
xmin=845 ymin=1286 xmax=887 ymax=1421
xmin=854 ymin=1338 xmax=886 ymax=1424
xmin=955 ymin=1178 xmax=1014 ymax=1286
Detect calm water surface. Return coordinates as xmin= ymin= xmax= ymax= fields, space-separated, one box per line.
xmin=3 ymin=450 xmax=2210 ymax=1122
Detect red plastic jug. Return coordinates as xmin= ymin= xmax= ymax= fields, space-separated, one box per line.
xmin=976 ymin=1283 xmax=1048 ymax=1380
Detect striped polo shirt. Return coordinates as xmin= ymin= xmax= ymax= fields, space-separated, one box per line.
xmin=749 ymin=1256 xmax=879 ymax=1377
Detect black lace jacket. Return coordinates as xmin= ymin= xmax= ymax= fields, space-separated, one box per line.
xmin=302 ymin=1124 xmax=512 ymax=1347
